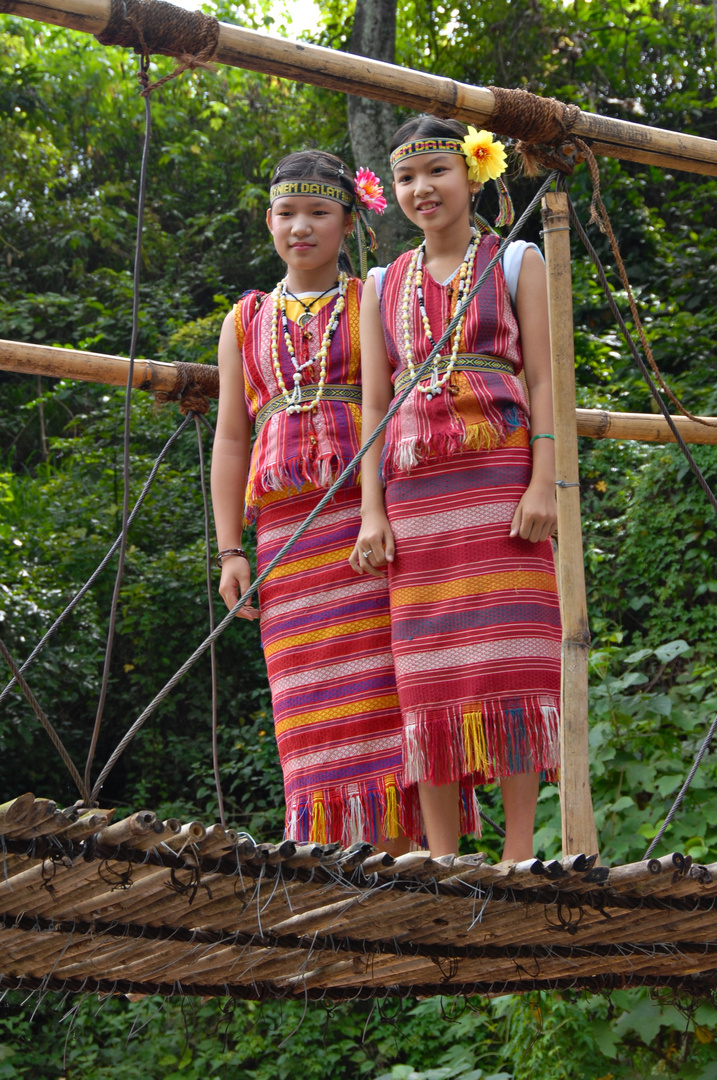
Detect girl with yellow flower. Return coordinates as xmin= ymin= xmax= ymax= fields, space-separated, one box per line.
xmin=349 ymin=117 xmax=561 ymax=862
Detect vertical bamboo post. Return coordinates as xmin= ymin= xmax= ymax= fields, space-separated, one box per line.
xmin=541 ymin=192 xmax=599 ymax=859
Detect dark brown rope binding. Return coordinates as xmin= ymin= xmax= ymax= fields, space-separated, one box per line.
xmin=154 ymin=361 xmax=219 ymax=415
xmin=96 ymin=0 xmax=220 ymax=93
xmin=488 ymin=86 xmax=582 ymax=177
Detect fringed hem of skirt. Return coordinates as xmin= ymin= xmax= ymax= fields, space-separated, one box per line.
xmin=402 ymin=696 xmax=560 ymax=788
xmin=284 ymin=774 xmax=417 ymax=847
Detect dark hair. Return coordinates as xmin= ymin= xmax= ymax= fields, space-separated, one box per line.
xmin=389 ymin=115 xmax=468 ymax=155
xmin=271 ymin=151 xmax=355 ymax=274
xmin=389 ymin=116 xmax=485 ymax=221
xmin=271 ymin=150 xmax=355 ymax=201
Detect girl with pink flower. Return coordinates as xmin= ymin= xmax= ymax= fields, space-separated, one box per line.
xmin=211 ymin=149 xmax=414 ymax=852
xmin=350 ymin=116 xmax=561 ymax=861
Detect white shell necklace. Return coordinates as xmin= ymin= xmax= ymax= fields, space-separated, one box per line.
xmin=269 ymin=271 xmax=349 ymax=414
xmin=402 ymin=232 xmax=480 ymax=400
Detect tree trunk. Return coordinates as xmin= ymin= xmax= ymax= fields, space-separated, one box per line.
xmin=347 ymin=0 xmax=408 ymax=261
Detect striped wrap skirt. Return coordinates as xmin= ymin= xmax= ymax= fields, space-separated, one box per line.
xmin=256 ymin=486 xmax=413 ymax=846
xmin=384 ymin=437 xmax=562 ymax=842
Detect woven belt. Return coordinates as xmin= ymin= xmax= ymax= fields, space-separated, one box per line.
xmin=394 ymin=354 xmax=514 ymax=396
xmin=254 ymin=384 xmax=362 ymax=435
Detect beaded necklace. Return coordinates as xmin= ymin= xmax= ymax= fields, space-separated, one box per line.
xmin=270 ymin=272 xmax=349 ymax=414
xmin=402 ymin=232 xmax=480 ymax=400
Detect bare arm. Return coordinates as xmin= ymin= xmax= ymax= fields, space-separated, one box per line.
xmin=210 ymin=308 xmax=258 ymax=619
xmin=510 ymin=249 xmax=557 ymax=544
xmin=348 ymin=276 xmax=396 ymax=577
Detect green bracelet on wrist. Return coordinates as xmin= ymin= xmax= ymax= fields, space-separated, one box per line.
xmin=529 ymin=433 xmax=556 ymax=446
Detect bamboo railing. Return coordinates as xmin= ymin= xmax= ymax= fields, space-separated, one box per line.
xmin=3 ymin=339 xmax=717 ymax=446
xmin=2 ymin=0 xmax=717 ymax=176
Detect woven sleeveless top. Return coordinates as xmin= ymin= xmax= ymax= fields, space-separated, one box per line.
xmin=378 ymin=234 xmax=530 ymax=480
xmin=236 ymin=278 xmax=362 ymax=522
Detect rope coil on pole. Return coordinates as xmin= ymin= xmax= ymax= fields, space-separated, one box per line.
xmin=96 ymin=0 xmax=220 ymax=95
xmin=154 ymin=361 xmax=216 ymax=414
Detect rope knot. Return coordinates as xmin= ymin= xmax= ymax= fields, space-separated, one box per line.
xmin=488 ymin=86 xmax=582 ymax=177
xmin=154 ymin=361 xmax=218 ymax=415
xmin=97 ymin=0 xmax=219 ymax=95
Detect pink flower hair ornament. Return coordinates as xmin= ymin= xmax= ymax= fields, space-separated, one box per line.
xmin=354 ymin=167 xmax=387 ymax=214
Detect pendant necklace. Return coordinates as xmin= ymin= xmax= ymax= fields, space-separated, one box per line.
xmin=284 ymin=282 xmax=339 ymax=328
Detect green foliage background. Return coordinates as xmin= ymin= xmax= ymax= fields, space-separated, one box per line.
xmin=2 ymin=0 xmax=717 ymax=1074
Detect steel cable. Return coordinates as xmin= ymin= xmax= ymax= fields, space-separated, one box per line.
xmin=0 ymin=412 xmax=195 ymax=708
xmin=84 ymin=74 xmax=154 ymax=793
xmin=565 ymin=186 xmax=717 ymax=517
xmin=565 ymin=184 xmax=717 ymax=855
xmin=194 ymin=415 xmax=227 ymax=828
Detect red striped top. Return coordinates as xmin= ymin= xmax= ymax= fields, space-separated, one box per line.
xmin=378 ymin=234 xmax=530 ymax=479
xmin=235 ymin=279 xmax=363 ymax=522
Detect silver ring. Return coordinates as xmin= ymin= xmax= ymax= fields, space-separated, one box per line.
xmin=362 ymin=549 xmax=373 ymax=558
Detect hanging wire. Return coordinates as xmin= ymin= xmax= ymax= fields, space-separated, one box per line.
xmin=88 ymin=172 xmax=559 ymax=802
xmin=564 ymin=184 xmax=717 ymax=519
xmin=643 ymin=712 xmax=717 ymax=859
xmin=563 ymin=181 xmax=717 ymax=855
xmin=0 ymin=637 xmax=88 ymax=801
xmin=0 ymin=413 xmax=194 ymax=708
xmin=194 ymin=415 xmax=227 ymax=828
xmin=84 ymin=57 xmax=154 ymax=795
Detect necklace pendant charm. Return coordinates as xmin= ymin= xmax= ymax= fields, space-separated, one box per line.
xmin=297 ymin=311 xmax=313 ymax=328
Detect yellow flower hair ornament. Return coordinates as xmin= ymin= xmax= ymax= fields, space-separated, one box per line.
xmin=461 ymin=127 xmax=508 ymax=183
xmin=461 ymin=127 xmax=513 ymax=227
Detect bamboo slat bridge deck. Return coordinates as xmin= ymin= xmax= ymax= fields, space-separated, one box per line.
xmin=3 ymin=795 xmax=717 ymax=1000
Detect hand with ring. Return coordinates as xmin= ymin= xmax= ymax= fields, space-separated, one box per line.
xmin=349 ymin=510 xmax=396 ymax=577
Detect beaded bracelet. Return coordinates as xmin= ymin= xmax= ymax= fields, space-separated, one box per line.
xmin=529 ymin=433 xmax=556 ymax=446
xmin=214 ymin=547 xmax=249 ymax=568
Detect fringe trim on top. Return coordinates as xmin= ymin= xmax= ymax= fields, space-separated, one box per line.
xmin=463 ymin=420 xmax=503 ymax=453
xmin=381 ymin=411 xmax=526 ymax=481
xmin=285 ymin=774 xmax=413 ymax=847
xmin=403 ymin=696 xmax=560 ymax=789
xmin=244 ymin=452 xmax=359 ymax=523
xmin=382 ymin=424 xmax=503 ymax=480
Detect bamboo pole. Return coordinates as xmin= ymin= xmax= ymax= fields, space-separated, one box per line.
xmin=0 ymin=339 xmax=188 ymax=395
xmin=542 ymin=192 xmax=599 ymax=860
xmin=2 ymin=0 xmax=717 ymax=176
xmin=4 ymin=339 xmax=717 ymax=445
xmin=574 ymin=408 xmax=717 ymax=446
xmin=0 ymin=793 xmax=36 ymax=832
